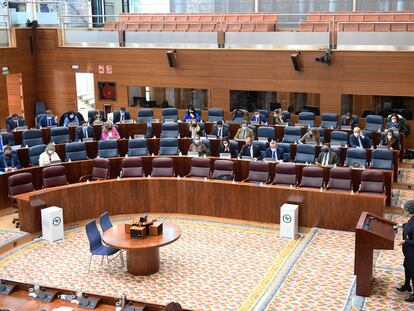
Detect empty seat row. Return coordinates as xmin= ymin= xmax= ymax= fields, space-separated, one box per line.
xmin=123 ymin=22 xmax=276 ymax=32
xmin=338 ymin=22 xmax=414 ymax=32
xmin=118 ymin=13 xmax=278 ymax=23
xmin=307 ymin=11 xmax=414 ymax=22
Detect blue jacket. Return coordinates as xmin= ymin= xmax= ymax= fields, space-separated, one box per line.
xmin=38 ymin=115 xmax=57 ymax=128
xmin=75 ymin=126 xmax=95 ymax=142
xmin=403 ymin=216 xmax=414 ymax=272
xmin=0 ymin=153 xmax=21 ymax=171
xmin=182 ymin=112 xmax=201 ymax=122
xmin=7 ymin=118 xmax=25 ymax=131
xmin=64 ymin=116 xmax=80 ymax=127
xmin=265 ymin=147 xmax=285 ymax=161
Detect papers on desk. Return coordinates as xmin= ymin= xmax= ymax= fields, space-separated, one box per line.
xmin=219 ymin=153 xmax=231 ymax=159
xmin=341 ymin=126 xmax=351 ymax=130
xmin=207 ymin=135 xmax=217 ymax=139
xmin=11 ymin=145 xmax=21 ymax=151
xmin=134 ymin=134 xmax=145 ymax=139
xmin=258 ymin=137 xmax=269 ymax=142
xmin=14 ymin=126 xmax=28 ymax=131
xmin=83 ymin=137 xmax=94 ymax=142
xmin=187 ymin=151 xmax=199 ymax=157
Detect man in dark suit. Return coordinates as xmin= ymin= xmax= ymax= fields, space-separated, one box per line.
xmin=38 ymin=110 xmax=57 ymax=128
xmin=7 ymin=114 xmax=25 ymax=131
xmin=113 ymin=107 xmax=131 ymax=123
xmin=210 ymin=120 xmax=229 ymax=138
xmin=397 ymin=200 xmax=414 ymax=302
xmin=265 ymin=140 xmax=284 ymax=161
xmin=0 ymin=146 xmax=21 ymax=172
xmin=317 ymin=144 xmax=339 ymax=166
xmin=238 ymin=137 xmax=262 ymax=159
xmin=75 ymin=121 xmax=95 ymax=142
xmin=349 ymin=127 xmax=370 ymax=148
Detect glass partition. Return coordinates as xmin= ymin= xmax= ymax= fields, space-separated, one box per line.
xmin=341 ymin=94 xmax=413 ymax=119
xmin=128 ymin=86 xmax=209 ymax=110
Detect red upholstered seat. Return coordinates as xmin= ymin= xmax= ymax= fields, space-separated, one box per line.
xmin=121 ymin=157 xmax=143 ymax=178
xmin=42 ymin=165 xmax=68 ymax=188
xmin=300 ymin=166 xmax=324 ymax=189
xmin=91 ymin=158 xmax=110 ymax=180
xmin=211 ymin=160 xmax=234 ymax=179
xmin=8 ymin=173 xmax=34 ymax=196
xmin=188 ymin=157 xmax=211 ymax=178
xmin=151 ymin=157 xmax=175 ymax=177
xmin=273 ymin=163 xmax=297 ymax=186
xmin=359 ymin=170 xmax=385 ymax=194
xmin=326 ymin=167 xmax=352 ymax=191
xmin=244 ymin=161 xmax=269 ymax=183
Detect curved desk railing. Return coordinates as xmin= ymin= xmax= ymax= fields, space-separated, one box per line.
xmin=14 ymin=176 xmax=385 ymax=234
xmin=0 ymin=156 xmax=393 ymax=212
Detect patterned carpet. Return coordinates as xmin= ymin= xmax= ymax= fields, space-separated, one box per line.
xmin=398 ymin=168 xmax=414 ymax=184
xmin=392 ymin=189 xmax=414 ymax=208
xmin=1 ymin=215 xmax=414 ymax=310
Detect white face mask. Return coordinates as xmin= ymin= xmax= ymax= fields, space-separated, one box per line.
xmin=387 ymin=134 xmax=393 ymax=139
xmin=194 ymin=139 xmax=200 ymax=144
xmin=47 ymin=116 xmax=52 ymax=120
xmin=223 ymin=142 xmax=228 ymax=147
xmin=391 ymin=118 xmax=397 ymax=123
xmin=47 ymin=150 xmax=53 ymax=155
xmin=242 ymin=126 xmax=247 ymax=130
xmin=271 ymin=147 xmax=276 ymax=151
xmin=353 ymin=132 xmax=359 ymax=137
xmin=69 ymin=114 xmax=74 ymax=119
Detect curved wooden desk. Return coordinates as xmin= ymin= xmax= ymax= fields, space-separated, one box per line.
xmin=14 ymin=177 xmax=385 ymax=234
xmin=102 ymin=223 xmax=181 ymax=276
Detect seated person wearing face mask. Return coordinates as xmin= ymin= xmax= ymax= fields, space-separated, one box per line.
xmin=317 ymin=144 xmax=338 ymax=166
xmin=63 ymin=111 xmax=80 ymax=127
xmin=182 ymin=106 xmax=201 ymax=122
xmin=7 ymin=114 xmax=25 ymax=131
xmin=238 ymin=137 xmax=262 ymax=159
xmin=349 ymin=127 xmax=370 ymax=149
xmin=0 ymin=146 xmax=21 ymax=172
xmin=188 ymin=120 xmax=202 ymax=139
xmin=218 ymin=138 xmax=237 ymax=158
xmin=234 ymin=121 xmax=255 ymax=140
xmin=188 ymin=136 xmax=210 ymax=157
xmin=382 ymin=129 xmax=400 ymax=150
xmin=250 ymin=109 xmax=267 ymax=124
xmin=387 ymin=113 xmax=401 ymax=130
xmin=299 ymin=128 xmax=320 ymax=144
xmin=90 ymin=110 xmax=105 ymax=125
xmin=75 ymin=121 xmax=95 ymax=142
xmin=265 ymin=140 xmax=284 ymax=161
xmin=273 ymin=109 xmax=285 ymax=125
xmin=211 ymin=120 xmax=229 ymax=138
xmin=38 ymin=110 xmax=57 ymax=128
xmin=101 ymin=121 xmax=120 ymax=140
xmin=39 ymin=143 xmax=61 ymax=166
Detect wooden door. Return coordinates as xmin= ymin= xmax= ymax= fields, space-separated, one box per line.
xmin=6 ymin=73 xmax=24 ymax=117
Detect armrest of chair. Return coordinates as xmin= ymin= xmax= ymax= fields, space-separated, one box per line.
xmin=79 ymin=175 xmax=92 ymax=182
xmin=242 ymin=178 xmax=250 ymax=182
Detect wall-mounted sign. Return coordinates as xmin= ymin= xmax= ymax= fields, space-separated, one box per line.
xmin=98 ymin=82 xmax=116 ymax=101
xmin=98 ymin=65 xmax=105 ymax=74
xmin=105 ymin=65 xmax=112 ymax=74
xmin=2 ymin=66 xmax=9 ymax=75
xmin=71 ymin=64 xmax=79 ymax=70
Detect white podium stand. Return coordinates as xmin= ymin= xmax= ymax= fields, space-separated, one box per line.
xmin=41 ymin=206 xmax=64 ymax=242
xmin=280 ymin=203 xmax=299 ymax=239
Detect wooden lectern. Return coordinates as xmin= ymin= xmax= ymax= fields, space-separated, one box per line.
xmin=354 ymin=212 xmax=396 ymax=297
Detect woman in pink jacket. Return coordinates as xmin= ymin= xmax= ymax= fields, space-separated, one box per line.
xmin=101 ymin=121 xmax=120 ymax=140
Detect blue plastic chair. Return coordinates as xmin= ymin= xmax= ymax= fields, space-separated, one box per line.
xmin=257 ymin=126 xmax=276 ymax=142
xmin=330 ymin=131 xmax=349 ymax=146
xmin=283 ymin=126 xmax=301 ymax=143
xmin=162 ymin=108 xmax=179 ymax=122
xmin=371 ymin=149 xmax=393 ymax=170
xmin=159 ymin=138 xmax=179 ymax=155
xmin=298 ymin=112 xmax=315 ymax=127
xmin=50 ymin=126 xmax=70 ymax=144
xmin=85 ymin=220 xmax=123 ymax=274
xmin=161 ymin=122 xmax=179 ymax=138
xmin=22 ymin=130 xmax=43 ymax=147
xmin=99 ymin=211 xmax=113 ymax=232
xmin=29 ymin=144 xmax=47 ymax=165
xmin=365 ymin=115 xmax=384 ymax=132
xmin=344 ymin=148 xmax=367 ymax=168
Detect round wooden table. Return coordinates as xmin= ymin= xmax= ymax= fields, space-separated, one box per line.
xmin=102 ymin=222 xmax=181 ymax=276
